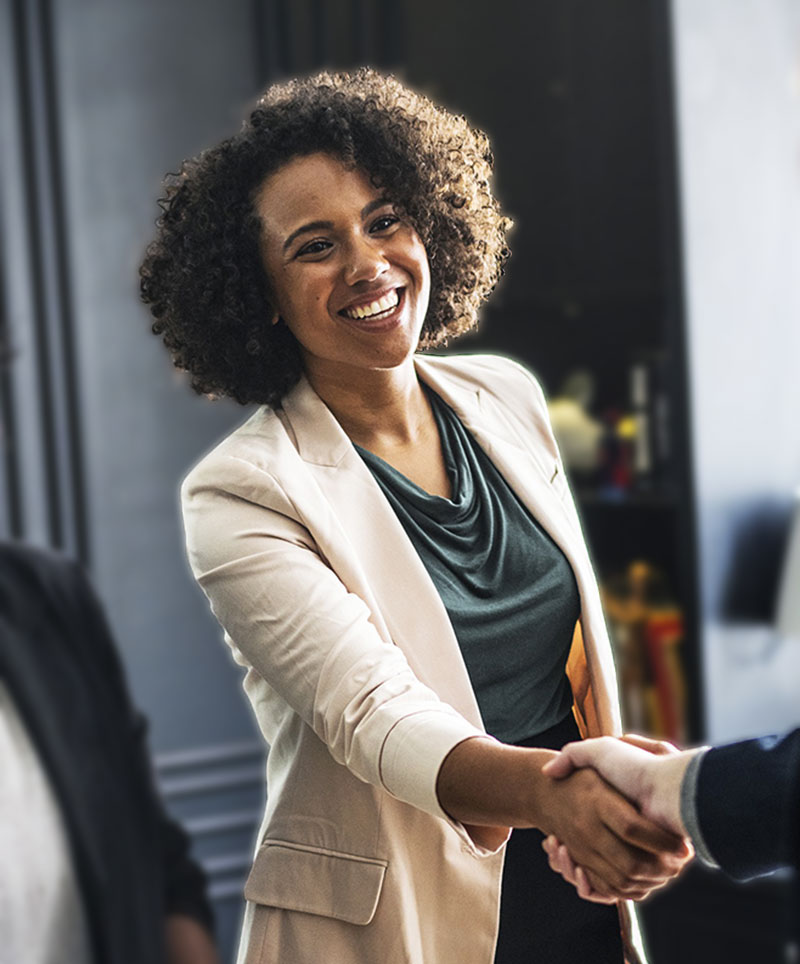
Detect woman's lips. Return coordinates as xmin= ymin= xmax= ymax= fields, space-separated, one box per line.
xmin=342 ymin=288 xmax=400 ymax=320
xmin=338 ymin=288 xmax=405 ymax=331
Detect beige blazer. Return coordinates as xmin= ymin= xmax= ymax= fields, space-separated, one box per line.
xmin=182 ymin=353 xmax=648 ymax=964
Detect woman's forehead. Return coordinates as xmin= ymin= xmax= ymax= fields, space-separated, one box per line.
xmin=255 ymin=153 xmax=380 ymax=235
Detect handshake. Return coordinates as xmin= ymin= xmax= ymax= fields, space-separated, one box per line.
xmin=539 ymin=735 xmax=705 ymax=904
xmin=540 ymin=727 xmax=800 ymax=901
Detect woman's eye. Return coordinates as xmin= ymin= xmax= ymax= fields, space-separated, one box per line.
xmin=370 ymin=214 xmax=399 ymax=233
xmin=296 ymin=239 xmax=331 ymax=257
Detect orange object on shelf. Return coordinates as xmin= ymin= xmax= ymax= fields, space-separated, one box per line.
xmin=645 ymin=608 xmax=686 ymax=744
xmin=601 ymin=560 xmax=687 ymax=741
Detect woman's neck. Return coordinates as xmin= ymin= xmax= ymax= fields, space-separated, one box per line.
xmin=305 ymin=359 xmax=432 ymax=450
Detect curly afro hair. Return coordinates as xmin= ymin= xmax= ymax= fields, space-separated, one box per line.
xmin=140 ymin=68 xmax=512 ymax=407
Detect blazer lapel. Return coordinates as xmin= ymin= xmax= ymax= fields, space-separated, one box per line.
xmin=415 ymin=359 xmax=619 ymax=719
xmin=280 ymin=378 xmax=483 ymax=727
xmin=415 ymin=357 xmax=593 ymax=597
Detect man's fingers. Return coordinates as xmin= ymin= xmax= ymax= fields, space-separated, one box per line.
xmin=554 ymin=843 xmax=579 ymax=883
xmin=543 ymin=829 xmax=686 ymax=905
xmin=576 ymin=866 xmax=618 ymax=904
xmin=601 ymin=792 xmax=692 ymax=861
xmin=543 ymin=834 xmax=616 ymax=899
xmin=542 ymin=840 xmax=618 ymax=904
xmin=581 ymin=866 xmax=650 ymax=903
xmin=542 ymin=834 xmax=565 ymax=860
xmin=540 ymin=749 xmax=577 ymax=779
xmin=541 ymin=738 xmax=617 ymax=778
xmin=621 ymin=733 xmax=680 ymax=756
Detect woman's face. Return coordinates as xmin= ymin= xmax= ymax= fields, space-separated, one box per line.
xmin=255 ymin=152 xmax=431 ymax=385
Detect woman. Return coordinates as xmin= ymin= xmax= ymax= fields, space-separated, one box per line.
xmin=140 ymin=69 xmax=689 ymax=964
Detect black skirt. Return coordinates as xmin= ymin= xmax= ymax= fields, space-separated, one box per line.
xmin=493 ymin=713 xmax=626 ymax=964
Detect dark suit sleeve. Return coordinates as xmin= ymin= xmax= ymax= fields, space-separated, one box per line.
xmin=695 ymin=729 xmax=800 ymax=880
xmin=70 ymin=562 xmax=216 ymax=933
xmin=128 ymin=710 xmax=216 ymax=932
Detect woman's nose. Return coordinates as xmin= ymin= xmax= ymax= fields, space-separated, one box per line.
xmin=343 ymin=236 xmax=389 ymax=285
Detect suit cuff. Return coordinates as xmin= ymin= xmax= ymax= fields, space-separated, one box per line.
xmin=679 ymin=747 xmax=719 ymax=868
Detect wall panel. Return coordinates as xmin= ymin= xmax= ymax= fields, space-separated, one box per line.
xmin=0 ymin=3 xmax=409 ymax=956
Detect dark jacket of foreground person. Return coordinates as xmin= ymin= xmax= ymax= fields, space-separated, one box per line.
xmin=0 ymin=542 xmax=214 ymax=964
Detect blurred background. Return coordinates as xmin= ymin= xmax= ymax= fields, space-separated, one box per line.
xmin=1 ymin=0 xmax=798 ymax=960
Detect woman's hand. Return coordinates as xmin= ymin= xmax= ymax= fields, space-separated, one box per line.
xmin=437 ymin=736 xmax=692 ymax=902
xmin=532 ymin=764 xmax=692 ymax=902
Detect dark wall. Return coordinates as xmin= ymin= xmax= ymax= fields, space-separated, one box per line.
xmin=403 ymin=0 xmax=668 ymax=408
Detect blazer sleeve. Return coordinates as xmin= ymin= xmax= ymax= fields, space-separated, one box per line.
xmin=695 ymin=728 xmax=800 ymax=879
xmin=181 ymin=452 xmax=491 ymax=832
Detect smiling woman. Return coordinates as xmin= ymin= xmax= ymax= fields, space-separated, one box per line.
xmin=139 ymin=69 xmax=691 ymax=964
xmin=140 ymin=68 xmax=509 ymax=408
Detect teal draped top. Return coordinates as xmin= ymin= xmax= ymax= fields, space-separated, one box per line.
xmin=355 ymin=389 xmax=579 ymax=744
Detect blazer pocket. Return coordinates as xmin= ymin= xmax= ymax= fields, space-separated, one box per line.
xmin=243 ymin=839 xmax=388 ymax=926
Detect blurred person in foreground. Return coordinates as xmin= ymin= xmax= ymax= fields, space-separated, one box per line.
xmin=541 ymin=730 xmax=800 ymax=892
xmin=0 ymin=539 xmax=219 ymax=964
xmin=140 ymin=69 xmax=692 ymax=964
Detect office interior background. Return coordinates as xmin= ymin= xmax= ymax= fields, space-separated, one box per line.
xmin=1 ymin=0 xmax=798 ymax=960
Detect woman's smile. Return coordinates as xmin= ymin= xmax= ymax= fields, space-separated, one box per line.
xmin=338 ymin=286 xmax=405 ymax=329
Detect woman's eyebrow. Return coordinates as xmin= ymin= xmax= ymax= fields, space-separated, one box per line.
xmin=281 ymin=199 xmax=392 ymax=253
xmin=361 ymin=197 xmax=391 ymax=218
xmin=282 ymin=220 xmax=334 ymax=253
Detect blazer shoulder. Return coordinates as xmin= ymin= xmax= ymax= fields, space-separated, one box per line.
xmin=421 ymin=352 xmax=548 ymax=405
xmin=182 ymin=406 xmax=296 ymax=497
xmin=180 ymin=409 xmax=312 ymax=563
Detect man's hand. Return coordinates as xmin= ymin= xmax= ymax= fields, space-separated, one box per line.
xmin=542 ymin=735 xmax=704 ymax=834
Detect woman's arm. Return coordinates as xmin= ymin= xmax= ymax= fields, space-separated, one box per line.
xmin=438 ymin=736 xmax=692 ymax=900
xmin=182 ymin=454 xmax=493 ymax=846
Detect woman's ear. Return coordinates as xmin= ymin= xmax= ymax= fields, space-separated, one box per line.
xmin=270 ymin=310 xmax=281 ymax=327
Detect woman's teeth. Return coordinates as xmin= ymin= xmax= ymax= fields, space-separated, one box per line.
xmin=344 ymin=290 xmax=399 ymax=320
